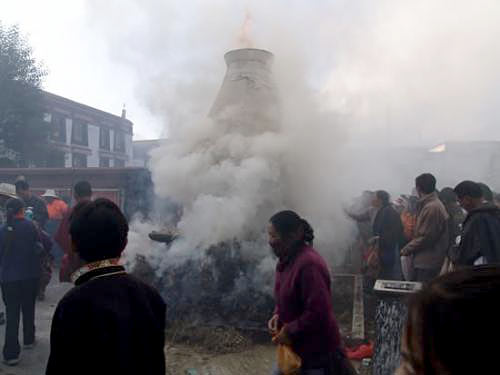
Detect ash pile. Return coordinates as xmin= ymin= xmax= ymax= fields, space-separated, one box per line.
xmin=132 ymin=237 xmax=275 ymax=352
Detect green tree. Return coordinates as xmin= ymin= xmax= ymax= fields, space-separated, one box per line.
xmin=0 ymin=22 xmax=52 ymax=167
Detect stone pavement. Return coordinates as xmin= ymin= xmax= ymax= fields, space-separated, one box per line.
xmin=0 ymin=278 xmax=71 ymax=375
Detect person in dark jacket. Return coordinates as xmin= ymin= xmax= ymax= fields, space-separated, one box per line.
xmin=0 ymin=198 xmax=42 ymax=366
xmin=453 ymin=181 xmax=500 ymax=266
xmin=372 ymin=190 xmax=405 ymax=280
xmin=439 ymin=187 xmax=465 ymax=247
xmin=15 ymin=180 xmax=49 ymax=229
xmin=268 ymin=210 xmax=346 ymax=375
xmin=46 ymin=198 xmax=166 ymax=375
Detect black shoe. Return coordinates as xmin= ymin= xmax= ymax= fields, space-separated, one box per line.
xmin=24 ymin=338 xmax=37 ymax=349
xmin=3 ymin=357 xmax=20 ymax=366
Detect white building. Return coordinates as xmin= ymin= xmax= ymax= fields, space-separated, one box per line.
xmin=42 ymin=91 xmax=133 ymax=168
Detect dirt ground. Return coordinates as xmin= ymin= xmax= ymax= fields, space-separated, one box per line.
xmin=165 ymin=343 xmax=368 ymax=375
xmin=0 ymin=271 xmax=370 ymax=375
xmin=166 ymin=343 xmax=275 ymax=375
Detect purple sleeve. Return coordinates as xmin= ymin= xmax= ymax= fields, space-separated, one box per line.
xmin=286 ymin=264 xmax=330 ymax=337
xmin=274 ymin=273 xmax=280 ymax=316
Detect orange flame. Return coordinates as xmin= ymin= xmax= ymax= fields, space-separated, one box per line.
xmin=237 ymin=10 xmax=254 ymax=48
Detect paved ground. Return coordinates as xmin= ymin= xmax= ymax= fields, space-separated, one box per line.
xmin=0 ymin=275 xmax=368 ymax=375
xmin=0 ymin=278 xmax=71 ymax=375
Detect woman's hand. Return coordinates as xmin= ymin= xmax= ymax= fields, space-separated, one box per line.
xmin=272 ymin=326 xmax=292 ymax=346
xmin=268 ymin=314 xmax=279 ymax=334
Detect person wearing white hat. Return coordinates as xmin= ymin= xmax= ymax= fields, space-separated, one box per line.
xmin=41 ymin=190 xmax=68 ymax=222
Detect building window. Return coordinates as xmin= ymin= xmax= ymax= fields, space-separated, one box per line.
xmin=99 ymin=157 xmax=110 ymax=168
xmin=114 ymin=131 xmax=125 ymax=152
xmin=72 ymin=119 xmax=88 ymax=146
xmin=100 ymin=127 xmax=110 ymax=150
xmin=51 ymin=114 xmax=67 ymax=143
xmin=72 ymin=153 xmax=87 ymax=168
xmin=47 ymin=150 xmax=66 ymax=168
xmin=114 ymin=159 xmax=125 ymax=168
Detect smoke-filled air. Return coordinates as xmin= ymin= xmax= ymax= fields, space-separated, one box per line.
xmin=84 ymin=0 xmax=500 ymax=271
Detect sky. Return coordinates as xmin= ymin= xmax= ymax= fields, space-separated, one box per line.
xmin=3 ymin=0 xmax=500 ymax=144
xmin=2 ymin=0 xmax=162 ymax=140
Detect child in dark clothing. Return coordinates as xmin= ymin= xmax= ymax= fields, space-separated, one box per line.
xmin=46 ymin=198 xmax=166 ymax=375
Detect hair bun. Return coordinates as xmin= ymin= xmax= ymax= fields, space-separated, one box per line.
xmin=301 ymin=218 xmax=315 ymax=245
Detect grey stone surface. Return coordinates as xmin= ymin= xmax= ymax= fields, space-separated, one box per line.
xmin=0 ymin=277 xmax=71 ymax=374
xmin=372 ymin=297 xmax=407 ymax=375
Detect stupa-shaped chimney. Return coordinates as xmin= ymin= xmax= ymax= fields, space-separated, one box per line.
xmin=209 ymin=48 xmax=281 ymax=135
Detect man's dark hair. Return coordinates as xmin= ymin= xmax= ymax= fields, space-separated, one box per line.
xmin=477 ymin=182 xmax=493 ymax=202
xmin=439 ymin=187 xmax=457 ymax=205
xmin=454 ymin=180 xmax=482 ymax=199
xmin=376 ymin=190 xmax=390 ymax=206
xmin=74 ymin=181 xmax=92 ymax=199
xmin=70 ymin=198 xmax=128 ymax=262
xmin=415 ymin=173 xmax=437 ymax=195
xmin=14 ymin=180 xmax=29 ymax=192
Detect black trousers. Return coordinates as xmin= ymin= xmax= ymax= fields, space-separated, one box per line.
xmin=1 ymin=278 xmax=39 ymax=360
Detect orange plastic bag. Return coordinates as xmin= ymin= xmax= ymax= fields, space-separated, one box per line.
xmin=276 ymin=344 xmax=302 ymax=375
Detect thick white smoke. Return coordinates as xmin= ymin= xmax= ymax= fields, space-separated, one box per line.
xmin=85 ymin=0 xmax=500 ymax=268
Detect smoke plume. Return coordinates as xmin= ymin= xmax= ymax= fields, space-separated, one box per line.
xmin=86 ymin=0 xmax=500 ymax=270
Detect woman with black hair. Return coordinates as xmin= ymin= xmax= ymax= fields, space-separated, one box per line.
xmin=268 ymin=210 xmax=349 ymax=375
xmin=0 ymin=198 xmax=42 ymax=366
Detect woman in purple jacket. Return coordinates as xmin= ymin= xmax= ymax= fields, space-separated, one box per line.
xmin=268 ymin=210 xmax=346 ymax=375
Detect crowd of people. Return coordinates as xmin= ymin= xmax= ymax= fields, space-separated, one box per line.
xmin=0 ymin=178 xmax=167 ymax=372
xmin=0 ymin=172 xmax=499 ymax=374
xmin=346 ymin=173 xmax=500 ymax=283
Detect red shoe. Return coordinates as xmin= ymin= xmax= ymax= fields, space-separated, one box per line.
xmin=346 ymin=342 xmax=374 ymax=360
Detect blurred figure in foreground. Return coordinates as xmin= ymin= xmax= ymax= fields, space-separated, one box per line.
xmin=46 ymin=199 xmax=166 ymax=375
xmin=453 ymin=181 xmax=500 ymax=266
xmin=268 ymin=210 xmax=352 ymax=375
xmin=400 ymin=174 xmax=449 ymax=282
xmin=397 ymin=265 xmax=500 ymax=375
